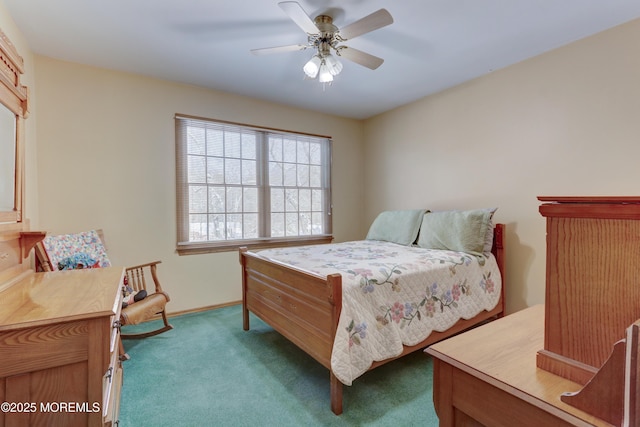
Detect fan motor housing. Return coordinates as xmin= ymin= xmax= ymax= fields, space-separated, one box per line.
xmin=313 ymin=15 xmax=338 ymax=54
xmin=314 ymin=15 xmax=337 ymax=33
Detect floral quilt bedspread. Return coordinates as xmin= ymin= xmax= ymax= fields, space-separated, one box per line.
xmin=256 ymin=240 xmax=502 ymax=385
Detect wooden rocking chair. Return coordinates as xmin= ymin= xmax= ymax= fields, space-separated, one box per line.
xmin=34 ymin=229 xmax=173 ymax=339
xmin=120 ymin=260 xmax=173 ymax=338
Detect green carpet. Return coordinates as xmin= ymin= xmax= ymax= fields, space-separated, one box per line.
xmin=120 ymin=305 xmax=439 ymax=426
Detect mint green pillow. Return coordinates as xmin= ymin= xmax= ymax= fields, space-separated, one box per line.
xmin=366 ymin=209 xmax=426 ymax=245
xmin=417 ymin=209 xmax=495 ymax=258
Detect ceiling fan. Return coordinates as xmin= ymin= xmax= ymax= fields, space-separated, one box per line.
xmin=251 ymin=1 xmax=393 ymax=84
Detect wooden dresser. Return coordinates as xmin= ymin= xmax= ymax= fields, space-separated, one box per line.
xmin=0 ymin=266 xmax=125 ymax=427
xmin=426 ymin=305 xmax=611 ymax=427
xmin=0 ymin=25 xmax=125 ymax=427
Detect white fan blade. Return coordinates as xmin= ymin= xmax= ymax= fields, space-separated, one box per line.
xmin=251 ymin=44 xmax=309 ymax=55
xmin=339 ymin=9 xmax=393 ymax=40
xmin=278 ymin=1 xmax=319 ymax=35
xmin=337 ymin=46 xmax=384 ymax=70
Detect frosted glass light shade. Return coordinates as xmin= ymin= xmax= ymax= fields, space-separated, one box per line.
xmin=303 ymin=55 xmax=322 ymax=78
xmin=324 ymin=54 xmax=343 ymax=76
xmin=318 ymin=61 xmax=333 ymax=83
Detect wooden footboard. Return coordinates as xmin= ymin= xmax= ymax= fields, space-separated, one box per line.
xmin=240 ymin=250 xmax=342 ymax=368
xmin=239 ymin=223 xmax=506 ymax=415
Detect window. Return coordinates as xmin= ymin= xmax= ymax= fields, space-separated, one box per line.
xmin=175 ymin=115 xmax=332 ymax=254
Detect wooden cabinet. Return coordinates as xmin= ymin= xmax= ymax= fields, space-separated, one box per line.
xmin=0 ymin=267 xmax=125 ymax=427
xmin=537 ymin=196 xmax=640 ymax=385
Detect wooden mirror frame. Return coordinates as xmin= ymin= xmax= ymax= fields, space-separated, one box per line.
xmin=0 ymin=28 xmax=29 ymax=223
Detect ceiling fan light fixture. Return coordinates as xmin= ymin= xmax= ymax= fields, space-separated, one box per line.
xmin=253 ymin=3 xmax=393 ymax=86
xmin=303 ymin=55 xmax=322 ymax=78
xmin=324 ymin=54 xmax=343 ymax=76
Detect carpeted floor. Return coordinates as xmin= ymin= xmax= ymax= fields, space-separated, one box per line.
xmin=119 ymin=305 xmax=439 ymax=426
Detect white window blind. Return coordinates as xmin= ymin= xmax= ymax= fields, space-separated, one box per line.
xmin=176 ymin=115 xmax=332 ymax=254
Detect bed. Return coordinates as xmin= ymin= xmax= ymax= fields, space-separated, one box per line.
xmin=239 ymin=208 xmax=506 ymax=415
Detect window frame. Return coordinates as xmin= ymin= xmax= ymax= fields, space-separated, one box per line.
xmin=175 ymin=114 xmax=333 ymax=255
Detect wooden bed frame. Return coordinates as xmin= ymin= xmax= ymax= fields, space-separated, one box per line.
xmin=239 ymin=223 xmax=506 ymax=415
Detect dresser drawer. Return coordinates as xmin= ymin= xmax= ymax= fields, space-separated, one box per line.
xmin=103 ymin=341 xmax=121 ymax=421
xmin=104 ymin=272 xmax=125 ymax=427
xmin=110 ymin=283 xmax=124 ymax=355
xmin=103 ymin=365 xmax=123 ymax=427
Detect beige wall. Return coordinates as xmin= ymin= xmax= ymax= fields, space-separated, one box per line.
xmin=6 ymin=0 xmax=640 ymax=315
xmin=364 ymin=18 xmax=640 ymax=313
xmin=33 ymin=58 xmax=365 ymax=313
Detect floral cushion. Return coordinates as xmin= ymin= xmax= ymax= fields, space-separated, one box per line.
xmin=43 ymin=230 xmax=111 ymax=271
xmin=56 ymin=253 xmax=100 ymax=270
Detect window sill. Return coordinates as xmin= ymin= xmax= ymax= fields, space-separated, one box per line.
xmin=176 ymin=235 xmax=334 ymax=256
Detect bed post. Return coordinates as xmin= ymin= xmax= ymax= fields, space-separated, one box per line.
xmin=330 ymin=373 xmax=343 ymax=415
xmin=328 ymin=272 xmax=343 ymax=415
xmin=239 ymin=247 xmax=250 ymax=331
xmin=492 ymin=224 xmax=506 ymax=317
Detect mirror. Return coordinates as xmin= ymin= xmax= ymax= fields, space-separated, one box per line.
xmin=0 ymin=28 xmax=28 ymax=223
xmin=0 ymin=103 xmax=16 ymax=212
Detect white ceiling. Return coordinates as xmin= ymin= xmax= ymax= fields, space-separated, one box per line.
xmin=6 ymin=0 xmax=640 ymax=119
